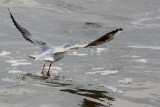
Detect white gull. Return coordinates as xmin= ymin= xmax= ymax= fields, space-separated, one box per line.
xmin=8 ymin=8 xmax=123 ymax=76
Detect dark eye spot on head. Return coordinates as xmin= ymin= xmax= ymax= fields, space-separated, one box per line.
xmin=41 ymin=41 xmax=46 ymax=45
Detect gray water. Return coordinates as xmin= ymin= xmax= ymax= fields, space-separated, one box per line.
xmin=0 ymin=0 xmax=160 ymax=107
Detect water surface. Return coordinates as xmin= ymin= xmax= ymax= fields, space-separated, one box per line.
xmin=0 ymin=0 xmax=160 ymax=107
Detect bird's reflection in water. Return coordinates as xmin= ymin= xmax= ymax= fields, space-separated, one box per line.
xmin=81 ymin=98 xmax=108 ymax=107
xmin=61 ymin=88 xmax=115 ymax=107
xmin=20 ymin=73 xmax=115 ymax=107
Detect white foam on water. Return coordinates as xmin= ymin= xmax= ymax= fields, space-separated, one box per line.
xmin=0 ymin=50 xmax=11 ymax=56
xmin=118 ymin=78 xmax=133 ymax=84
xmin=134 ymin=59 xmax=147 ymax=63
xmin=144 ymin=71 xmax=154 ymax=73
xmin=85 ymin=70 xmax=119 ymax=75
xmin=92 ymin=67 xmax=104 ymax=70
xmin=8 ymin=70 xmax=23 ymax=73
xmin=127 ymin=45 xmax=160 ymax=50
xmin=68 ymin=52 xmax=87 ymax=56
xmin=131 ymin=55 xmax=140 ymax=58
xmin=6 ymin=59 xmax=31 ymax=66
xmin=122 ymin=55 xmax=140 ymax=58
xmin=100 ymin=84 xmax=124 ymax=94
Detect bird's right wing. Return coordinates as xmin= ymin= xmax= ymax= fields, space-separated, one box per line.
xmin=8 ymin=8 xmax=53 ymax=51
xmin=85 ymin=28 xmax=123 ymax=47
xmin=65 ymin=28 xmax=123 ymax=51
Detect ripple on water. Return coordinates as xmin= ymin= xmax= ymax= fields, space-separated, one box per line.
xmin=85 ymin=70 xmax=119 ymax=75
xmin=134 ymin=59 xmax=147 ymax=63
xmin=92 ymin=67 xmax=104 ymax=70
xmin=127 ymin=45 xmax=160 ymax=50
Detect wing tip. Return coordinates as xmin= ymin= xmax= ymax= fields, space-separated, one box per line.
xmin=28 ymin=55 xmax=35 ymax=59
xmin=118 ymin=28 xmax=123 ymax=31
xmin=7 ymin=8 xmax=12 ymax=16
xmin=85 ymin=27 xmax=123 ymax=48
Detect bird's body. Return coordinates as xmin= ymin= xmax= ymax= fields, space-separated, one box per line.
xmin=29 ymin=44 xmax=70 ymax=62
xmin=8 ymin=8 xmax=123 ymax=76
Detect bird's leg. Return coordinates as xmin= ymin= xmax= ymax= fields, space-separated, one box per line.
xmin=41 ymin=61 xmax=46 ymax=75
xmin=46 ymin=62 xmax=53 ymax=76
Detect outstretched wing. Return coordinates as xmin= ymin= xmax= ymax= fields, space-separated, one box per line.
xmin=85 ymin=28 xmax=123 ymax=47
xmin=8 ymin=8 xmax=52 ymax=51
xmin=65 ymin=28 xmax=123 ymax=51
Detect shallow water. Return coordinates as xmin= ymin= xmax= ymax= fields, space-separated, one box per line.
xmin=0 ymin=0 xmax=160 ymax=107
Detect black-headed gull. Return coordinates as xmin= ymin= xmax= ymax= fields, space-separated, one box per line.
xmin=8 ymin=8 xmax=123 ymax=76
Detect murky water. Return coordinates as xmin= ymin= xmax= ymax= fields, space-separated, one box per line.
xmin=0 ymin=0 xmax=160 ymax=107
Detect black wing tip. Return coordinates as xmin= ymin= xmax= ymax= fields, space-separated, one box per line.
xmin=28 ymin=55 xmax=35 ymax=59
xmin=7 ymin=8 xmax=12 ymax=15
xmin=7 ymin=8 xmax=15 ymax=21
xmin=117 ymin=28 xmax=123 ymax=31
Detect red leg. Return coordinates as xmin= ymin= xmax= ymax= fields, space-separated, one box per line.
xmin=46 ymin=62 xmax=52 ymax=76
xmin=41 ymin=61 xmax=46 ymax=75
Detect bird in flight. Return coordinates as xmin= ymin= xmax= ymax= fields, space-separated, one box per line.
xmin=8 ymin=8 xmax=123 ymax=76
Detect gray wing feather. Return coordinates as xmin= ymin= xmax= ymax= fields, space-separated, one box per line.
xmin=8 ymin=8 xmax=52 ymax=51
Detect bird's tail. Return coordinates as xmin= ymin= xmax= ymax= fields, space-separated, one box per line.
xmin=29 ymin=54 xmax=54 ymax=62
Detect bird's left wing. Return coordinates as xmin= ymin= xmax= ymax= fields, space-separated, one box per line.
xmin=8 ymin=8 xmax=53 ymax=51
xmin=65 ymin=28 xmax=123 ymax=51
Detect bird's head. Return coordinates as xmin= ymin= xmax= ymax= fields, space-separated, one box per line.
xmin=63 ymin=43 xmax=71 ymax=48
